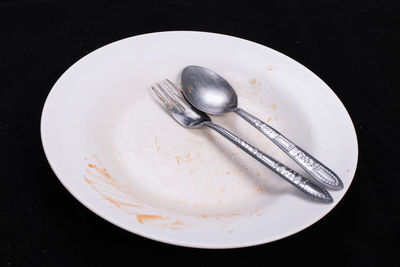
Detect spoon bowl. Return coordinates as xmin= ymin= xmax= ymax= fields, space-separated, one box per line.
xmin=181 ymin=66 xmax=238 ymax=114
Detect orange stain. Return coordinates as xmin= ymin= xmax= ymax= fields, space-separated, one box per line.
xmin=88 ymin=163 xmax=113 ymax=181
xmin=267 ymin=116 xmax=272 ymax=122
xmin=83 ymin=175 xmax=141 ymax=209
xmin=250 ymin=79 xmax=257 ymax=85
xmin=257 ymin=211 xmax=265 ymax=216
xmin=154 ymin=88 xmax=167 ymax=103
xmin=83 ymin=175 xmax=94 ymax=185
xmin=85 ymin=155 xmax=268 ymax=230
xmin=247 ymin=208 xmax=263 ymax=218
xmin=137 ymin=214 xmax=165 ymax=224
xmin=161 ymin=220 xmax=193 ymax=230
xmin=170 ymin=220 xmax=187 ymax=230
xmin=84 ymin=157 xmax=195 ymax=229
xmin=102 ymin=196 xmax=141 ymax=209
xmin=172 ymin=220 xmax=185 ymax=226
xmin=183 ymin=152 xmax=193 ymax=162
xmin=346 ymin=169 xmax=350 ymax=172
xmin=84 ymin=156 xmax=143 ymax=214
xmin=200 ymin=213 xmax=241 ymax=219
xmin=256 ymin=186 xmax=264 ymax=193
xmin=85 ymin=168 xmax=102 ymax=179
xmin=175 ymin=153 xmax=194 ymax=164
xmin=227 ymin=230 xmax=234 ymax=234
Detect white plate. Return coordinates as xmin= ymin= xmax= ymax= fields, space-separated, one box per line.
xmin=41 ymin=31 xmax=358 ymax=248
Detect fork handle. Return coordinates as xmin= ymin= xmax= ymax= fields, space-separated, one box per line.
xmin=203 ymin=122 xmax=333 ymax=203
xmin=234 ymin=108 xmax=343 ymax=190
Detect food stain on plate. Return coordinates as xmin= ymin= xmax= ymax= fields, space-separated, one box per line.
xmin=136 ymin=214 xmax=165 ymax=224
xmin=136 ymin=214 xmax=194 ymax=230
xmin=266 ymin=116 xmax=278 ymax=122
xmin=83 ymin=155 xmax=142 ymax=214
xmin=196 ymin=208 xmax=264 ymax=228
xmin=174 ymin=151 xmax=197 ymax=165
xmin=163 ymin=220 xmax=193 ymax=230
xmin=249 ymin=78 xmax=262 ymax=90
xmin=83 ymin=155 xmax=266 ymax=231
xmin=83 ymin=155 xmax=195 ymax=230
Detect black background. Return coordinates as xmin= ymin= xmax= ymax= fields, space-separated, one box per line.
xmin=1 ymin=0 xmax=399 ymax=266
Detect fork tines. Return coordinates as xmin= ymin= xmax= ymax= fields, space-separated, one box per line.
xmin=151 ymin=79 xmax=185 ymax=112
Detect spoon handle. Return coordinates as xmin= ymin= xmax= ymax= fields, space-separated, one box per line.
xmin=203 ymin=121 xmax=333 ymax=203
xmin=234 ymin=108 xmax=343 ymax=190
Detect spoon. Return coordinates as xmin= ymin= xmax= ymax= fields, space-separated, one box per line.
xmin=181 ymin=65 xmax=343 ymax=190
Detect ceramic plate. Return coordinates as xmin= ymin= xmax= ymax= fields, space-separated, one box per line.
xmin=41 ymin=31 xmax=358 ymax=248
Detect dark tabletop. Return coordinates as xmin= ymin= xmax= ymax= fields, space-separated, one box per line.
xmin=1 ymin=0 xmax=399 ymax=266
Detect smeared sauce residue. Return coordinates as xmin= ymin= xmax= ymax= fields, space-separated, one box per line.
xmin=88 ymin=163 xmax=113 ymax=180
xmin=137 ymin=214 xmax=165 ymax=224
xmin=163 ymin=220 xmax=192 ymax=230
xmin=83 ymin=156 xmax=142 ymax=214
xmin=83 ymin=154 xmax=266 ymax=231
xmin=83 ymin=155 xmax=190 ymax=230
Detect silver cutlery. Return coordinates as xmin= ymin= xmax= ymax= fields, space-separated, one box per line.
xmin=181 ymin=65 xmax=343 ymax=190
xmin=151 ymin=79 xmax=333 ymax=203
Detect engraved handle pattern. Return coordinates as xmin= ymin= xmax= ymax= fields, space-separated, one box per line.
xmin=203 ymin=122 xmax=333 ymax=203
xmin=234 ymin=108 xmax=343 ymax=190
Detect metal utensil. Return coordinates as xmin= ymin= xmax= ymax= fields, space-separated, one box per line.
xmin=181 ymin=65 xmax=343 ymax=190
xmin=151 ymin=79 xmax=333 ymax=203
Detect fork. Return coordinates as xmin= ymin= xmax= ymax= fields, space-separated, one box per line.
xmin=151 ymin=80 xmax=333 ymax=203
